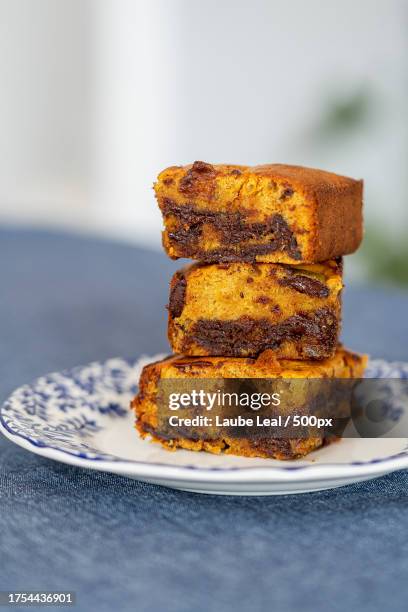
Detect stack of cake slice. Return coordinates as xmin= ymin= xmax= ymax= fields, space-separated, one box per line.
xmin=132 ymin=162 xmax=367 ymax=459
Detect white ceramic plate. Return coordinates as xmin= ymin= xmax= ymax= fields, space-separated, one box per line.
xmin=1 ymin=355 xmax=408 ymax=495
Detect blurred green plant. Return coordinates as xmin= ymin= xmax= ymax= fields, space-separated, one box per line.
xmin=356 ymin=225 xmax=408 ymax=286
xmin=311 ymin=85 xmax=408 ymax=286
xmin=315 ymin=88 xmax=375 ymax=140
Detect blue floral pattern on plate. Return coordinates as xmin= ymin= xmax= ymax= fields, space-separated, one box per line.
xmin=0 ymin=356 xmax=157 ymax=461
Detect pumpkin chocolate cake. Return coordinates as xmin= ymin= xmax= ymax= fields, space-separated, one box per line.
xmin=168 ymin=259 xmax=343 ymax=359
xmin=155 ymin=162 xmax=363 ymax=264
xmin=132 ymin=347 xmax=367 ymax=460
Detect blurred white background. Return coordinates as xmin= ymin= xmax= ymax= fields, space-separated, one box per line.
xmin=0 ymin=0 xmax=407 ymax=272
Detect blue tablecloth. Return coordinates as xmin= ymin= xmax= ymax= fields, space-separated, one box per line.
xmin=1 ymin=227 xmax=408 ymax=612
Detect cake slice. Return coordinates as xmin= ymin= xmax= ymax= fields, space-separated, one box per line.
xmin=155 ymin=161 xmax=363 ymax=264
xmin=168 ymin=259 xmax=342 ymax=359
xmin=132 ymin=347 xmax=367 ymax=460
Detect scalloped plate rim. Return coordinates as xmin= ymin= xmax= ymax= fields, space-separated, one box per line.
xmin=1 ymin=419 xmax=408 ymax=483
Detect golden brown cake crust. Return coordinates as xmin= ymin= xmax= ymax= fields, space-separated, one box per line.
xmin=168 ymin=259 xmax=343 ymax=359
xmin=132 ymin=348 xmax=367 ymax=460
xmin=155 ymin=161 xmax=363 ymax=264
